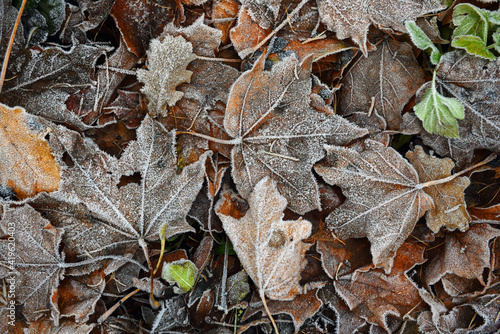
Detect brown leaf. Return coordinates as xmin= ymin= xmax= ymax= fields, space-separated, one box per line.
xmin=24 ymin=317 xmax=94 ymax=334
xmin=424 ymin=223 xmax=500 ymax=287
xmin=316 ymin=0 xmax=444 ymax=54
xmin=335 ymin=241 xmax=426 ymax=330
xmin=468 ymin=204 xmax=500 ymax=221
xmin=339 ymin=39 xmax=425 ymax=131
xmin=225 ymin=55 xmax=367 ymax=214
xmin=282 ymin=37 xmax=352 ymax=62
xmin=0 ymin=104 xmax=60 ymax=199
xmin=0 ymin=205 xmax=65 ymax=323
xmin=215 ymin=177 xmax=312 ymax=300
xmin=315 ymin=140 xmax=434 ymax=272
xmin=406 ymin=146 xmax=471 ymax=233
xmin=213 ymin=0 xmax=241 ymax=44
xmin=230 ymin=6 xmax=272 ymax=58
xmin=419 ymin=52 xmax=500 ymax=167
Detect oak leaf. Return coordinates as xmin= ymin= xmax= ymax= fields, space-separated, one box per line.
xmin=224 ymin=55 xmax=367 ymax=214
xmin=419 ymin=51 xmax=500 ymax=167
xmin=0 ymin=104 xmax=60 ymax=199
xmin=339 ymin=39 xmax=425 ymax=131
xmin=215 ymin=177 xmax=312 ymax=300
xmin=315 ymin=0 xmax=444 ymax=54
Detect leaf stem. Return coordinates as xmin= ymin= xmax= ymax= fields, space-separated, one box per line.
xmin=177 ymin=131 xmax=242 ymax=145
xmin=260 ymin=290 xmax=280 ymax=334
xmin=0 ymin=0 xmax=27 ymax=93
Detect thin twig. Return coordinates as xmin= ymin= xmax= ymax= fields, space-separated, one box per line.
xmin=0 ymin=0 xmax=28 ymax=93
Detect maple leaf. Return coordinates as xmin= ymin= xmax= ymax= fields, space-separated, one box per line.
xmin=315 ymin=140 xmax=434 ymax=272
xmin=406 ymin=146 xmax=470 ymax=232
xmin=334 ymin=241 xmax=426 ymax=330
xmin=419 ymin=51 xmax=500 ymax=167
xmin=0 ymin=205 xmax=66 ymax=323
xmin=0 ymin=104 xmax=60 ymax=199
xmin=339 ymin=38 xmax=425 ymax=131
xmin=220 ymin=54 xmax=367 ymax=214
xmin=315 ymin=0 xmax=444 ymax=54
xmin=424 ymin=223 xmax=500 ymax=288
xmin=32 ymin=116 xmax=207 ymax=263
xmin=215 ymin=177 xmax=312 ymax=300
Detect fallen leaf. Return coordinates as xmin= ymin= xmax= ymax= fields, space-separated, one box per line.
xmin=406 ymin=146 xmax=471 ymax=232
xmin=339 ymin=38 xmax=425 ymax=131
xmin=334 ymin=241 xmax=426 ymax=330
xmin=162 ymin=259 xmax=198 ymax=293
xmin=212 ymin=0 xmax=240 ymax=44
xmin=315 ymin=0 xmax=444 ymax=54
xmin=424 ymin=223 xmax=500 ymax=287
xmin=468 ymin=204 xmax=500 ymax=221
xmin=215 ymin=177 xmax=312 ymax=300
xmin=315 ymin=140 xmax=434 ymax=272
xmin=0 ymin=104 xmax=60 ymax=199
xmin=224 ymin=55 xmax=367 ymax=214
xmin=419 ymin=51 xmax=500 ymax=167
xmin=230 ymin=6 xmax=272 ymax=58
xmin=23 ymin=317 xmax=94 ymax=334
xmin=0 ymin=205 xmax=66 ymax=323
xmin=32 ymin=116 xmax=207 ymax=262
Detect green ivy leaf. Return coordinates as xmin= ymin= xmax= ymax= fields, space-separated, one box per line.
xmin=161 ymin=259 xmax=198 ymax=294
xmin=451 ymin=35 xmax=497 ymax=60
xmin=405 ymin=20 xmax=442 ymax=65
xmin=414 ymin=70 xmax=465 ymax=138
xmin=452 ymin=4 xmax=490 ymax=42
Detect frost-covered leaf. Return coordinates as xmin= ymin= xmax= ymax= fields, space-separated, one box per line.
xmin=339 ymin=38 xmax=425 ymax=131
xmin=32 ymin=115 xmax=207 ymax=262
xmin=0 ymin=42 xmax=109 ymax=130
xmin=137 ymin=35 xmax=196 ymax=116
xmin=24 ymin=317 xmax=94 ymax=334
xmin=414 ymin=70 xmax=465 ymax=138
xmin=419 ymin=52 xmax=500 ymax=167
xmin=162 ymin=259 xmax=198 ymax=294
xmin=215 ymin=177 xmax=312 ymax=300
xmin=334 ymin=241 xmax=426 ymax=330
xmin=405 ymin=20 xmax=442 ymax=65
xmin=0 ymin=205 xmax=65 ymax=323
xmin=315 ymin=0 xmax=444 ymax=54
xmin=406 ymin=146 xmax=470 ymax=232
xmin=224 ymin=55 xmax=367 ymax=214
xmin=424 ymin=223 xmax=500 ymax=287
xmin=0 ymin=104 xmax=60 ymax=199
xmin=451 ymin=35 xmax=496 ymax=60
xmin=314 ymin=140 xmax=435 ymax=273
xmin=150 ymin=296 xmax=190 ymax=333
xmin=452 ymin=3 xmax=490 ymax=42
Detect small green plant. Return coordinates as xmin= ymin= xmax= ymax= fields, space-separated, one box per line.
xmin=161 ymin=259 xmax=198 ymax=294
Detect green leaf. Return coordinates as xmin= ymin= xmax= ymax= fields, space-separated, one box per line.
xmin=405 ymin=20 xmax=442 ymax=65
xmin=161 ymin=259 xmax=198 ymax=294
xmin=451 ymin=35 xmax=497 ymax=60
xmin=452 ymin=4 xmax=489 ymax=42
xmin=493 ymin=28 xmax=500 ymax=53
xmin=414 ymin=70 xmax=465 ymax=138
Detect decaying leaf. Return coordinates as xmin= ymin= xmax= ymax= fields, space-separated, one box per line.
xmin=34 ymin=116 xmax=207 ymax=261
xmin=137 ymin=35 xmax=197 ymax=116
xmin=335 ymin=241 xmax=426 ymax=330
xmin=424 ymin=223 xmax=500 ymax=287
xmin=339 ymin=38 xmax=425 ymax=131
xmin=224 ymin=54 xmax=367 ymax=214
xmin=406 ymin=146 xmax=470 ymax=232
xmin=215 ymin=177 xmax=312 ymax=300
xmin=230 ymin=5 xmax=272 ymax=58
xmin=419 ymin=51 xmax=500 ymax=167
xmin=0 ymin=205 xmax=66 ymax=323
xmin=0 ymin=104 xmax=60 ymax=199
xmin=315 ymin=0 xmax=444 ymax=54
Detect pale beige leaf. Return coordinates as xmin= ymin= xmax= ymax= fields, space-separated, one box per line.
xmin=216 ymin=177 xmax=312 ymax=300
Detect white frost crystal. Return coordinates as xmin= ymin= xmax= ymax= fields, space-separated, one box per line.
xmin=137 ymin=35 xmax=197 ymax=116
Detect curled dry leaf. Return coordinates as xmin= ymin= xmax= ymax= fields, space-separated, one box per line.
xmin=315 ymin=140 xmax=434 ymax=273
xmin=419 ymin=51 xmax=500 ymax=167
xmin=215 ymin=177 xmax=312 ymax=301
xmin=0 ymin=104 xmax=60 ymax=199
xmin=424 ymin=223 xmax=500 ymax=287
xmin=316 ymin=0 xmax=444 ymax=54
xmin=339 ymin=38 xmax=425 ymax=131
xmin=406 ymin=146 xmax=470 ymax=233
xmin=334 ymin=241 xmax=426 ymax=330
xmin=224 ymin=55 xmax=367 ymax=214
xmin=213 ymin=0 xmax=240 ymax=44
